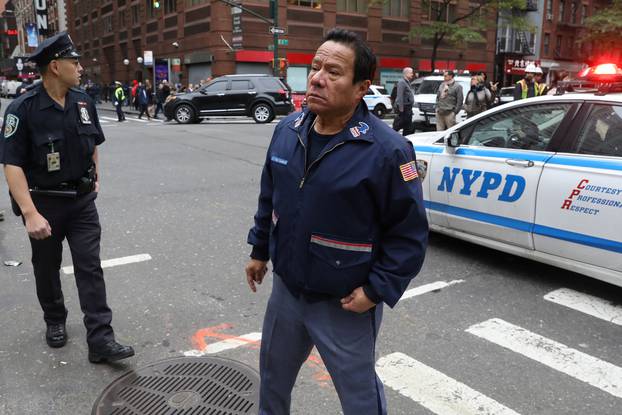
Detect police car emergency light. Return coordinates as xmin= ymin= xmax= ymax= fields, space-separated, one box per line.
xmin=407 ymin=69 xmax=622 ymax=288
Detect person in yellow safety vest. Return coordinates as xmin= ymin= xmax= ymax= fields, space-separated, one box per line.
xmin=514 ymin=64 xmax=541 ymax=100
xmin=534 ymin=66 xmax=548 ymax=95
xmin=113 ymin=81 xmax=126 ymax=122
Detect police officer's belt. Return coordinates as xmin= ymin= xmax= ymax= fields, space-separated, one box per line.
xmin=30 ymin=177 xmax=95 ymax=198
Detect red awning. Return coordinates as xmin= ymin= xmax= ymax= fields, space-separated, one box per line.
xmin=235 ymin=50 xmax=273 ymax=63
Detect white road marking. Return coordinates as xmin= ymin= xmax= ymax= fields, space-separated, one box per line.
xmin=376 ymin=352 xmax=521 ymax=415
xmin=544 ymin=288 xmax=622 ymax=326
xmin=183 ymin=332 xmax=262 ymax=356
xmin=400 ymin=279 xmax=465 ymax=301
xmin=466 ymin=318 xmax=622 ymax=398
xmin=62 ymin=253 xmax=152 ymax=275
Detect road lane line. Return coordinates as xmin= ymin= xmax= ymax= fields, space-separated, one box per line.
xmin=544 ymin=288 xmax=622 ymax=326
xmin=376 ymin=352 xmax=521 ymax=415
xmin=183 ymin=332 xmax=262 ymax=356
xmin=62 ymin=253 xmax=152 ymax=274
xmin=400 ymin=279 xmax=465 ymax=301
xmin=466 ymin=318 xmax=622 ymax=398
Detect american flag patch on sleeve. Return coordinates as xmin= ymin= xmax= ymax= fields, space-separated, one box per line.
xmin=399 ymin=161 xmax=419 ymax=182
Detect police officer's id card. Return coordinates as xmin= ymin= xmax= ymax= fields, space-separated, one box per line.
xmin=47 ymin=152 xmax=60 ymax=172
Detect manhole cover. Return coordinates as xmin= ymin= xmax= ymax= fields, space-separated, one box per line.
xmin=92 ymin=356 xmax=259 ymax=415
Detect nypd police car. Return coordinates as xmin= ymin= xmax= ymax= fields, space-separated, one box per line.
xmin=409 ymin=63 xmax=622 ymax=287
xmin=363 ymin=85 xmax=392 ymax=118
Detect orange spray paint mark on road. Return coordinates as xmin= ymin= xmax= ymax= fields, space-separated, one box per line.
xmin=191 ymin=323 xmax=260 ymax=352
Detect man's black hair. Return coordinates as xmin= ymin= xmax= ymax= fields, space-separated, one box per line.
xmin=323 ymin=28 xmax=376 ymax=85
xmin=444 ymin=70 xmax=455 ymax=78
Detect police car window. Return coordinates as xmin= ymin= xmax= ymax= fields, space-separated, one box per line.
xmin=464 ymin=103 xmax=571 ymax=150
xmin=203 ymin=81 xmax=227 ymax=92
xmin=418 ymin=80 xmax=442 ymax=94
xmin=375 ymin=87 xmax=388 ymax=95
xmin=575 ymin=104 xmax=622 ymax=157
xmin=231 ymin=80 xmax=252 ymax=90
xmin=366 ymin=89 xmax=374 ymax=95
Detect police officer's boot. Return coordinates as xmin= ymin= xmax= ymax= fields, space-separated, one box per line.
xmin=88 ymin=340 xmax=135 ymax=363
xmin=46 ymin=323 xmax=67 ymax=348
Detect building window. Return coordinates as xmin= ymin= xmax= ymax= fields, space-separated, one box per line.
xmin=546 ymin=0 xmax=553 ymax=19
xmin=558 ymin=0 xmax=565 ymax=22
xmin=570 ymin=2 xmax=577 ymax=24
xmin=424 ymin=1 xmax=456 ymax=22
xmin=118 ymin=9 xmax=126 ymax=28
xmin=164 ymin=0 xmax=176 ymax=13
xmin=186 ymin=0 xmax=209 ymax=5
xmin=581 ymin=5 xmax=587 ymax=24
xmin=288 ymin=0 xmax=322 ymax=8
xmin=103 ymin=15 xmax=113 ymax=33
xmin=555 ymin=34 xmax=562 ymax=56
xmin=146 ymin=0 xmax=155 ymax=18
xmin=543 ymin=33 xmax=550 ymax=55
xmin=337 ymin=0 xmax=368 ymax=13
xmin=131 ymin=5 xmax=140 ymax=24
xmin=383 ymin=0 xmax=408 ymax=17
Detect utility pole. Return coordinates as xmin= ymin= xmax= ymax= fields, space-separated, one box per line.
xmin=270 ymin=0 xmax=278 ymax=76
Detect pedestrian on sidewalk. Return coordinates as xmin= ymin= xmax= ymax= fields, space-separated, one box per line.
xmin=463 ymin=74 xmax=492 ymax=119
xmin=0 ymin=32 xmax=134 ymax=364
xmin=137 ymin=82 xmax=151 ymax=120
xmin=245 ymin=28 xmax=428 ymax=415
xmin=392 ymin=66 xmax=415 ymax=136
xmin=113 ymin=81 xmax=126 ymax=122
xmin=435 ymin=71 xmax=463 ymax=131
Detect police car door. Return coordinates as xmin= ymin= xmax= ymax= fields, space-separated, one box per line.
xmin=535 ymin=101 xmax=622 ymax=278
xmin=441 ymin=103 xmax=573 ymax=248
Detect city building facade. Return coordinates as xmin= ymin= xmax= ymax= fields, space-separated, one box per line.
xmin=68 ymin=0 xmax=497 ymax=92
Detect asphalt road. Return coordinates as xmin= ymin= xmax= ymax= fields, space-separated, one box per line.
xmin=0 ymin=98 xmax=621 ymax=415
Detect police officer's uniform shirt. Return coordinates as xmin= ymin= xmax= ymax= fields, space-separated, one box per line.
xmin=0 ymin=83 xmax=105 ymax=189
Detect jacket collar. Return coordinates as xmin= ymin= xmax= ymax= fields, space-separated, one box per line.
xmin=37 ymin=84 xmax=69 ymax=111
xmin=288 ymin=101 xmax=375 ymax=147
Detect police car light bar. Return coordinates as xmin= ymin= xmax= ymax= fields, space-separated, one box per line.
xmin=555 ymin=63 xmax=622 ymax=96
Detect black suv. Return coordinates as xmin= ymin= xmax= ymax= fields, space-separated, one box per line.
xmin=164 ymin=74 xmax=293 ymax=124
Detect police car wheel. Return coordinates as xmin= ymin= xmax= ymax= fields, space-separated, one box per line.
xmin=174 ymin=104 xmax=195 ymax=124
xmin=252 ymin=103 xmax=274 ymax=124
xmin=373 ymin=104 xmax=386 ymax=118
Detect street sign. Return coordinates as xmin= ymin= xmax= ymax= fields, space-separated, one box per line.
xmin=269 ymin=26 xmax=286 ymax=35
xmin=144 ymin=51 xmax=153 ymax=66
xmin=278 ymin=39 xmax=288 ymax=45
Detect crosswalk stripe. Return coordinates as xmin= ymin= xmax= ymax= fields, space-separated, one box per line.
xmin=466 ymin=318 xmax=622 ymax=398
xmin=376 ymin=352 xmax=521 ymax=415
xmin=544 ymin=288 xmax=622 ymax=326
xmin=100 ymin=116 xmax=155 ymax=123
xmin=183 ymin=332 xmax=262 ymax=356
xmin=400 ymin=279 xmax=464 ymax=301
xmin=62 ymin=253 xmax=152 ymax=275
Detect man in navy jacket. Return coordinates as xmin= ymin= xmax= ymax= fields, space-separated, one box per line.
xmin=246 ymin=28 xmax=428 ymax=415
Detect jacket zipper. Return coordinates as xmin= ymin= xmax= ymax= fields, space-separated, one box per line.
xmin=297 ymin=131 xmax=345 ymax=189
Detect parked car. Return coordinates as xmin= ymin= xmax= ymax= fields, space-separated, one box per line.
xmin=495 ymin=86 xmax=516 ymax=106
xmin=1 ymin=80 xmax=21 ymax=98
xmin=408 ymin=63 xmax=622 ymax=287
xmin=164 ymin=74 xmax=294 ymax=124
xmin=411 ymin=75 xmax=472 ymax=130
xmin=363 ymin=85 xmax=392 ymax=118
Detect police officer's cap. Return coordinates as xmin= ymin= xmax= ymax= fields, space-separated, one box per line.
xmin=28 ymin=32 xmax=81 ymax=67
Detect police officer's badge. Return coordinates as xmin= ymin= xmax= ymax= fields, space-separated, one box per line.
xmin=78 ymin=103 xmax=91 ymax=125
xmin=3 ymin=114 xmax=19 ymax=138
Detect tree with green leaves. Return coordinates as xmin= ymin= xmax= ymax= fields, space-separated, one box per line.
xmin=410 ymin=0 xmax=532 ymax=71
xmin=582 ymin=0 xmax=622 ymax=63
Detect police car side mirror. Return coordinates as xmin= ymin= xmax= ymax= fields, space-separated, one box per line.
xmin=447 ymin=132 xmax=461 ymax=148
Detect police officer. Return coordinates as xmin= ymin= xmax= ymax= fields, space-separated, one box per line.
xmin=245 ymin=29 xmax=428 ymax=414
xmin=0 ymin=32 xmax=134 ymax=363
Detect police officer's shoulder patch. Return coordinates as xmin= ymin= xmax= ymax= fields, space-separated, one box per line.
xmin=3 ymin=114 xmax=20 ymax=139
xmin=399 ymin=161 xmax=418 ymax=182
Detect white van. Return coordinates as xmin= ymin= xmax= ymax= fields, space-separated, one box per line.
xmin=412 ymin=75 xmax=471 ymax=130
xmin=1 ymin=80 xmax=22 ymax=98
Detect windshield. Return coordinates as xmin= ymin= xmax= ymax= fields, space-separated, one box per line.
xmin=418 ymin=80 xmax=442 ymax=94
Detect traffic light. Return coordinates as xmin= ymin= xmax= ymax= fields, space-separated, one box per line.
xmin=269 ymin=0 xmax=277 ymax=19
xmin=153 ymin=0 xmax=160 ymax=8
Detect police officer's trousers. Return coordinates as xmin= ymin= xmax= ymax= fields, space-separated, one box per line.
xmin=259 ymin=275 xmax=387 ymax=415
xmin=28 ymin=192 xmax=114 ymax=347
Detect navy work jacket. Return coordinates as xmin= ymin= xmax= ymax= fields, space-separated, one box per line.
xmin=248 ymin=103 xmax=428 ymax=307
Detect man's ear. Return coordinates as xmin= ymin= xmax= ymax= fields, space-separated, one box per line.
xmin=356 ymin=79 xmax=371 ymax=99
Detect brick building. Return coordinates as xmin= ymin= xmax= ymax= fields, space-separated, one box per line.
xmin=68 ymin=0 xmax=496 ymax=92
